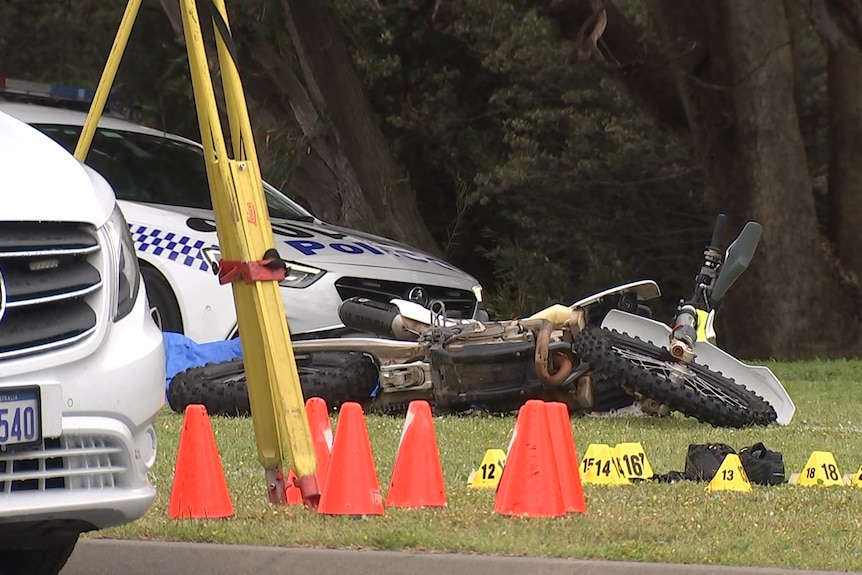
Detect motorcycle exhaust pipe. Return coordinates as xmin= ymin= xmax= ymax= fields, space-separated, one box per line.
xmin=338 ymin=297 xmax=427 ymax=341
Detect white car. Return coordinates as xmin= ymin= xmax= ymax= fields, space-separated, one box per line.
xmin=0 ymin=81 xmax=485 ymax=344
xmin=0 ymin=110 xmax=163 ymax=573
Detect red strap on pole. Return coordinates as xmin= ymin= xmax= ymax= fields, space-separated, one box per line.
xmin=217 ymin=250 xmax=288 ymax=284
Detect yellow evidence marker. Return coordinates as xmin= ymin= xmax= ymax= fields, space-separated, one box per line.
xmin=581 ymin=444 xmax=630 ymax=485
xmin=706 ymin=453 xmax=751 ymax=492
xmin=468 ymin=449 xmax=507 ymax=488
xmin=793 ymin=451 xmax=843 ymax=487
xmin=614 ymin=442 xmax=654 ymax=481
xmin=844 ymin=464 xmax=862 ymax=487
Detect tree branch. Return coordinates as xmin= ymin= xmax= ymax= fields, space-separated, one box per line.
xmin=545 ymin=0 xmax=690 ymax=136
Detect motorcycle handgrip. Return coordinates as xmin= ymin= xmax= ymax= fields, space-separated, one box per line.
xmin=710 ymin=212 xmax=728 ymax=250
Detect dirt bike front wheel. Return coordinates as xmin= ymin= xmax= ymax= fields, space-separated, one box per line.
xmin=573 ymin=326 xmax=777 ymax=427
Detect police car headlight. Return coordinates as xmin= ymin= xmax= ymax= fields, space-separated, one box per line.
xmin=279 ymin=262 xmax=325 ymax=289
xmin=202 ymin=248 xmax=324 ymax=288
xmin=201 ymin=247 xmax=222 ymax=274
xmin=104 ymin=205 xmax=141 ymax=322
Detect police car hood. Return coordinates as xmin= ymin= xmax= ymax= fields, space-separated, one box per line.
xmin=269 ymin=218 xmax=475 ymax=281
xmin=146 ymin=203 xmax=477 ymax=282
xmin=309 ymin=222 xmax=472 ymax=277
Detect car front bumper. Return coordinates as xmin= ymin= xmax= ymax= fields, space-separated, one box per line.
xmin=0 ymin=286 xmax=165 ymax=540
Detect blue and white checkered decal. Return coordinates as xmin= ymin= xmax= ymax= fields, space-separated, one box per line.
xmin=129 ymin=224 xmax=211 ymax=272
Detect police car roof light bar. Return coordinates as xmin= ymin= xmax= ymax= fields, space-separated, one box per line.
xmin=0 ymin=76 xmax=137 ymax=119
xmin=0 ymin=76 xmax=104 ymax=103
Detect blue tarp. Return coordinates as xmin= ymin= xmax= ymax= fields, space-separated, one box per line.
xmin=163 ymin=332 xmax=244 ymax=396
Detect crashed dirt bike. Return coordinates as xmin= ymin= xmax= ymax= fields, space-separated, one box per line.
xmin=167 ymin=280 xmax=660 ymax=418
xmin=168 ymin=214 xmax=795 ymax=427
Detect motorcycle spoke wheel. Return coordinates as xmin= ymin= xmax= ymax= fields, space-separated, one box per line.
xmin=611 ymin=345 xmax=749 ymax=412
xmin=574 ymin=326 xmax=777 ymax=427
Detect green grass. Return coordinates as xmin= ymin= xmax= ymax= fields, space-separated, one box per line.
xmin=95 ymin=359 xmax=862 ymax=571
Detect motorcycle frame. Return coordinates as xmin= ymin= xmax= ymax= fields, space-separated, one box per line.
xmin=291 ymin=280 xmax=662 ymax=400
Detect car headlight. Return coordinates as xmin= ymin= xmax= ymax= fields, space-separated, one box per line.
xmin=104 ymin=205 xmax=141 ymax=322
xmin=201 ymin=247 xmax=325 ymax=288
xmin=201 ymin=246 xmax=222 ymax=275
xmin=280 ymin=262 xmax=325 ymax=288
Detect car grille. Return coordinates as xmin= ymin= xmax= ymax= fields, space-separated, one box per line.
xmin=0 ymin=222 xmax=101 ymax=360
xmin=0 ymin=434 xmax=129 ymax=493
xmin=335 ymin=277 xmax=476 ymax=318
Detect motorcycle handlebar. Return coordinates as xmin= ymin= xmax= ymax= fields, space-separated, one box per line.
xmin=687 ymin=213 xmax=727 ymax=308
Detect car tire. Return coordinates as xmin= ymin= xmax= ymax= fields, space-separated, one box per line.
xmin=3 ymin=534 xmax=78 ymax=575
xmin=141 ymin=266 xmax=183 ymax=333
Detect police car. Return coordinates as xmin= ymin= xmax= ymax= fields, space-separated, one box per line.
xmin=0 ymin=78 xmax=484 ymax=343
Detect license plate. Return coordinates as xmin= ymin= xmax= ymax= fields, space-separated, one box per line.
xmin=0 ymin=387 xmax=41 ymax=449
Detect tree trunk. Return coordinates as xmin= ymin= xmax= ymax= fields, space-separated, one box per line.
xmin=810 ymin=0 xmax=862 ymax=295
xmin=547 ymin=0 xmax=862 ymax=358
xmin=157 ymin=0 xmax=440 ymax=254
xmin=784 ymin=0 xmax=804 ymax=119
xmin=279 ymin=0 xmax=439 ymax=254
xmin=828 ymin=45 xmax=862 ymax=289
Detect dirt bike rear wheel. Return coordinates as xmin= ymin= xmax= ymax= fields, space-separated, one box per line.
xmin=167 ymin=351 xmax=380 ymax=417
xmin=573 ymin=326 xmax=777 ymax=427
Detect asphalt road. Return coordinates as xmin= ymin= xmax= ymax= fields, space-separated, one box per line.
xmin=63 ymin=539 xmax=861 ymax=575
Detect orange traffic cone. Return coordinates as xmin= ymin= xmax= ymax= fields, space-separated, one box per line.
xmin=317 ymin=402 xmax=384 ymax=515
xmin=284 ymin=469 xmax=303 ymax=505
xmin=545 ymin=401 xmax=587 ymax=514
xmin=305 ymin=396 xmax=333 ymax=491
xmin=386 ymin=400 xmax=447 ymax=508
xmin=494 ymin=399 xmax=565 ymax=517
xmin=168 ymin=404 xmax=234 ymax=519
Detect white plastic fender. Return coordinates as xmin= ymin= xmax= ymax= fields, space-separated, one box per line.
xmin=569 ymin=279 xmax=661 ymax=310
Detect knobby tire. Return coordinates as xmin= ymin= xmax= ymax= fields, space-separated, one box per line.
xmin=573 ymin=326 xmax=777 ymax=427
xmin=167 ymin=351 xmax=380 ymax=417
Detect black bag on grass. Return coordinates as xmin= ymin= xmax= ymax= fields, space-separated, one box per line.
xmin=684 ymin=443 xmax=735 ymax=482
xmin=738 ymin=442 xmax=785 ymax=485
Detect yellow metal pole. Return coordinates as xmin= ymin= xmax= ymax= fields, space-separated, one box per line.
xmin=209 ymin=0 xmax=319 ymax=498
xmin=73 ymin=0 xmax=142 ymax=162
xmin=73 ymin=0 xmax=319 ymax=507
xmin=179 ymin=0 xmax=319 ymax=506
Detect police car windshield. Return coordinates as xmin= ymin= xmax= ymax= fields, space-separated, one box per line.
xmin=34 ymin=124 xmax=313 ymax=221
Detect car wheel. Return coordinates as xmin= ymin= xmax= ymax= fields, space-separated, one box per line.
xmin=141 ymin=266 xmax=183 ymax=333
xmin=3 ymin=534 xmax=79 ymax=575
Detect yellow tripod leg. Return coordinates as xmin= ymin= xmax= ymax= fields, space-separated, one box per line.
xmin=73 ymin=0 xmax=141 ymax=162
xmin=179 ymin=0 xmax=319 ymax=506
xmin=75 ymin=0 xmax=320 ymax=506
